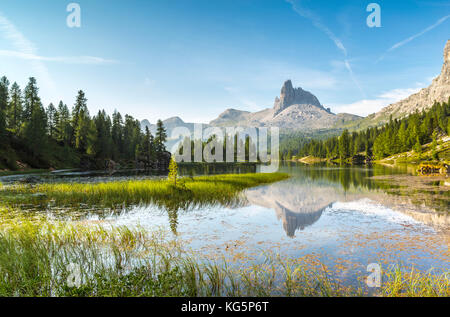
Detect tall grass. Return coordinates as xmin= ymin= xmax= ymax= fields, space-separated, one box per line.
xmin=0 ymin=173 xmax=290 ymax=210
xmin=0 ymin=211 xmax=447 ymax=297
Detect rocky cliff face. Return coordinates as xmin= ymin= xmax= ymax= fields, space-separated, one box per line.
xmin=373 ymin=40 xmax=450 ymax=121
xmin=273 ymin=80 xmax=323 ymax=116
xmin=209 ymin=80 xmax=360 ymax=131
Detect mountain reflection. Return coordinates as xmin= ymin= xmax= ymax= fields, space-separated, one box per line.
xmin=246 ymin=179 xmax=340 ymax=237
xmin=245 ymin=163 xmax=409 ymax=237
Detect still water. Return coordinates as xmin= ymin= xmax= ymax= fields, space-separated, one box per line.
xmin=77 ymin=163 xmax=450 ymax=283
xmin=3 ymin=163 xmax=448 ymax=284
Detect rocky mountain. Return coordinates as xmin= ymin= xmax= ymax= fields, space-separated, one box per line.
xmin=368 ymin=39 xmax=450 ymax=123
xmin=209 ymin=80 xmax=361 ymax=131
xmin=141 ymin=40 xmax=449 ymax=136
xmin=141 ymin=116 xmax=197 ymax=137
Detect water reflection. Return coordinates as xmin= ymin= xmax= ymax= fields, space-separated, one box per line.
xmin=2 ymin=163 xmax=447 ymax=237
xmin=244 ymin=163 xmax=448 ymax=237
xmin=14 ymin=163 xmax=444 ymax=279
xmin=246 ymin=180 xmax=337 ymax=237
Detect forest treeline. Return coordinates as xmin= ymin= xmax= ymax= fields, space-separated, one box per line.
xmin=286 ymin=99 xmax=450 ymax=161
xmin=0 ymin=76 xmax=169 ymax=170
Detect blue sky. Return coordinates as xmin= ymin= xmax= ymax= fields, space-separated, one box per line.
xmin=0 ymin=0 xmax=449 ymax=123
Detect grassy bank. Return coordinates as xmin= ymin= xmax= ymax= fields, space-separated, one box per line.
xmin=376 ymin=137 xmax=450 ymax=166
xmin=0 ymin=173 xmax=290 ymax=210
xmin=296 ymin=156 xmax=328 ymax=164
xmin=0 ymin=212 xmax=447 ymax=297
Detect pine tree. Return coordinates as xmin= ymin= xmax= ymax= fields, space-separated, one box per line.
xmin=431 ymin=131 xmax=439 ymax=161
xmin=23 ymin=77 xmax=40 ymax=123
xmin=155 ymin=119 xmax=167 ymax=157
xmin=75 ymin=110 xmax=92 ymax=154
xmin=46 ymin=103 xmax=58 ymax=139
xmin=23 ymin=101 xmax=47 ymax=158
xmin=339 ymin=129 xmax=350 ymax=160
xmin=86 ymin=119 xmax=98 ymax=157
xmin=413 ymin=137 xmax=422 ymax=159
xmin=168 ymin=156 xmax=178 ymax=186
xmin=141 ymin=126 xmax=155 ymax=167
xmin=56 ymin=101 xmax=71 ymax=145
xmin=72 ymin=90 xmax=88 ymax=146
xmin=397 ymin=121 xmax=408 ymax=152
xmin=111 ymin=111 xmax=124 ymax=160
xmin=8 ymin=82 xmax=23 ymax=132
xmin=0 ymin=76 xmax=9 ymax=139
xmin=93 ymin=110 xmax=113 ymax=160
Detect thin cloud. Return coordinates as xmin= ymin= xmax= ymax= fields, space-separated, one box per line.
xmin=286 ymin=0 xmax=365 ymax=98
xmin=224 ymin=86 xmax=260 ymax=111
xmin=285 ymin=0 xmax=347 ymax=56
xmin=0 ymin=49 xmax=119 ymax=65
xmin=378 ymin=14 xmax=450 ymax=62
xmin=335 ymin=87 xmax=421 ymax=116
xmin=0 ymin=12 xmax=118 ymax=102
xmin=0 ymin=12 xmax=55 ymax=93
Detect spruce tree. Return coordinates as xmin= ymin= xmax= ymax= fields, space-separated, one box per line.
xmin=72 ymin=90 xmax=88 ymax=146
xmin=0 ymin=76 xmax=9 ymax=139
xmin=111 ymin=111 xmax=124 ymax=160
xmin=23 ymin=77 xmax=40 ymax=123
xmin=46 ymin=103 xmax=57 ymax=139
xmin=8 ymin=82 xmax=23 ymax=132
xmin=56 ymin=101 xmax=71 ymax=145
xmin=155 ymin=119 xmax=167 ymax=156
xmin=24 ymin=101 xmax=47 ymax=158
xmin=339 ymin=129 xmax=350 ymax=160
xmin=431 ymin=131 xmax=439 ymax=160
xmin=413 ymin=137 xmax=422 ymax=159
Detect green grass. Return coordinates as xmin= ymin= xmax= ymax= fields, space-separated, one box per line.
xmin=0 ymin=173 xmax=290 ymax=210
xmin=0 ymin=212 xmax=447 ymax=297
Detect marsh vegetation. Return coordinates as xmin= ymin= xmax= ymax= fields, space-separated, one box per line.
xmin=0 ymin=212 xmax=448 ymax=297
xmin=0 ymin=166 xmax=448 ymax=297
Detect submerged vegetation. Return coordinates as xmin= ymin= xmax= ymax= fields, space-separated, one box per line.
xmin=0 ymin=212 xmax=447 ymax=297
xmin=0 ymin=173 xmax=290 ymax=210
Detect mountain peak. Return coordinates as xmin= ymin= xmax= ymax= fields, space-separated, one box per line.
xmin=273 ymin=80 xmax=322 ymax=116
xmin=281 ymin=79 xmax=294 ymax=93
xmin=164 ymin=116 xmax=185 ymax=125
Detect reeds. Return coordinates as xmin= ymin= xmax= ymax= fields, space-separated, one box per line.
xmin=0 ymin=173 xmax=290 ymax=210
xmin=0 ymin=212 xmax=447 ymax=297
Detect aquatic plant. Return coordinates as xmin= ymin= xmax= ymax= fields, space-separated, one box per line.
xmin=0 ymin=212 xmax=447 ymax=297
xmin=0 ymin=173 xmax=290 ymax=211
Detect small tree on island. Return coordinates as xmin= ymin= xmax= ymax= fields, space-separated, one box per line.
xmin=168 ymin=156 xmax=178 ymax=186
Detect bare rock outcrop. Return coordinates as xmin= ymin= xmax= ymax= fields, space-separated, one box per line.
xmin=373 ymin=40 xmax=450 ymax=121
xmin=273 ymin=80 xmax=323 ymax=116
